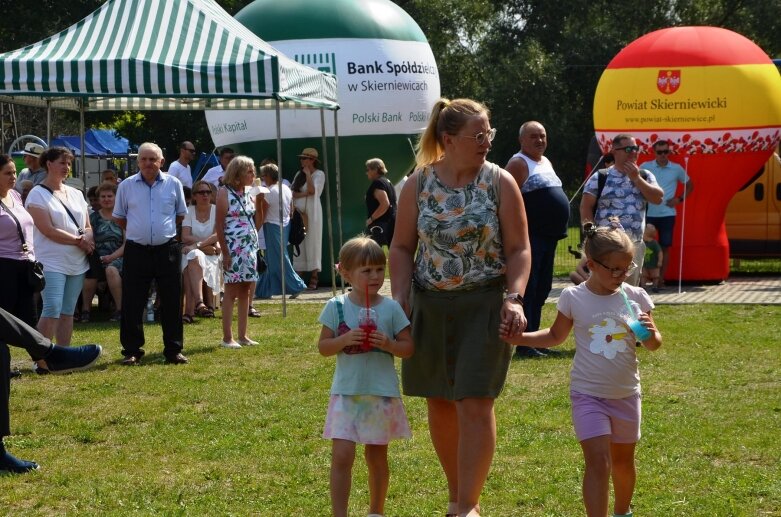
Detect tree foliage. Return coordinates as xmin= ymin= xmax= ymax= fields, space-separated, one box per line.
xmin=1 ymin=0 xmax=778 ymax=181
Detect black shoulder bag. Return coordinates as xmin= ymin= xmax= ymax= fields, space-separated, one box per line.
xmin=0 ymin=199 xmax=45 ymax=291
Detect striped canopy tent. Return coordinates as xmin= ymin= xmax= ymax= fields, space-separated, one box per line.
xmin=0 ymin=0 xmax=342 ymax=309
xmin=0 ymin=0 xmax=337 ymax=111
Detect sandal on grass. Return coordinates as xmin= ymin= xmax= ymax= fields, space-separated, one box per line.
xmin=248 ymin=306 xmax=261 ymax=318
xmin=182 ymin=314 xmax=194 ymax=324
xmin=195 ymin=303 xmax=214 ymax=318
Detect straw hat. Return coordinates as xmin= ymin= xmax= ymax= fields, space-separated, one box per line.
xmin=297 ymin=148 xmax=319 ymax=160
xmin=22 ymin=142 xmax=45 ymax=158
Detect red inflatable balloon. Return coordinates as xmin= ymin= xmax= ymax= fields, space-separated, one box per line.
xmin=594 ymin=26 xmax=781 ymax=281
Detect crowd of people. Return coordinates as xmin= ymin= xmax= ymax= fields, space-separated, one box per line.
xmin=0 ymin=101 xmax=682 ymax=517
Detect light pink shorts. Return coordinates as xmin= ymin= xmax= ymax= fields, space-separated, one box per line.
xmin=323 ymin=394 xmax=411 ymax=445
xmin=570 ymin=390 xmax=641 ymax=443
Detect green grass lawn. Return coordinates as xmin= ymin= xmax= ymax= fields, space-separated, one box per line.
xmin=3 ymin=303 xmax=780 ymax=516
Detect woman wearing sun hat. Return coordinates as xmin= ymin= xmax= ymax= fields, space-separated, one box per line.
xmin=291 ymin=147 xmax=325 ymax=289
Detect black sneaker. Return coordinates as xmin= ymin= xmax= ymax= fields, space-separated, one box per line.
xmin=39 ymin=345 xmax=102 ymax=374
xmin=514 ymin=346 xmax=547 ymax=358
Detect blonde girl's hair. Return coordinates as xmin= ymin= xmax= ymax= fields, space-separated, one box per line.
xmin=365 ymin=158 xmax=387 ymax=175
xmin=415 ymin=98 xmax=490 ymax=168
xmin=582 ymin=217 xmax=634 ymax=261
xmin=338 ymin=236 xmax=386 ymax=272
xmin=221 ymin=155 xmax=255 ymax=188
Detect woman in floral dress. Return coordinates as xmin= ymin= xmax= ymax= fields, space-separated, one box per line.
xmin=215 ymin=156 xmax=262 ymax=349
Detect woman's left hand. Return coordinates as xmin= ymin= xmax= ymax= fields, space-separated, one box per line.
xmin=500 ymin=299 xmax=527 ymax=338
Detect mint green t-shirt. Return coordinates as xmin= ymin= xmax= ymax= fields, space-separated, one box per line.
xmin=319 ymin=295 xmax=410 ymax=397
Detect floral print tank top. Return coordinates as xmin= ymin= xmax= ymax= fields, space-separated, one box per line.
xmin=413 ymin=162 xmax=506 ymax=291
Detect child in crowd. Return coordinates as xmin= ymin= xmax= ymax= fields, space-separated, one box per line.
xmin=641 ymin=224 xmax=663 ymax=292
xmin=570 ymin=255 xmax=590 ymax=285
xmin=502 ymin=220 xmax=662 ymax=517
xmin=318 ymin=237 xmax=414 ymax=517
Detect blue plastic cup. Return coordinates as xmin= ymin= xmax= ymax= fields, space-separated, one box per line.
xmin=628 ymin=319 xmax=651 ymax=341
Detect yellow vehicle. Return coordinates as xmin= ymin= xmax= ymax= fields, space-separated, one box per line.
xmin=725 ymin=144 xmax=781 ymax=257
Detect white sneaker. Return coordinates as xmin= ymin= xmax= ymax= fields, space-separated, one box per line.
xmin=220 ymin=340 xmax=242 ymax=349
xmin=238 ymin=338 xmax=259 ymax=346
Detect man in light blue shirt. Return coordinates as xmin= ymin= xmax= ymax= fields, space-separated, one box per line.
xmin=113 ymin=142 xmax=188 ymax=366
xmin=640 ymin=140 xmax=694 ymax=287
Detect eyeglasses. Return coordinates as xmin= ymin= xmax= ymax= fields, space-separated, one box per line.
xmin=458 ymin=127 xmax=497 ymax=146
xmin=592 ymin=258 xmax=638 ymax=278
xmin=194 ymin=190 xmax=211 ymax=195
xmin=615 ymin=145 xmax=640 ymax=153
xmin=655 ymin=149 xmax=670 ymax=155
xmin=300 ymin=156 xmax=313 ymax=161
xmin=184 ymin=148 xmax=196 ymax=152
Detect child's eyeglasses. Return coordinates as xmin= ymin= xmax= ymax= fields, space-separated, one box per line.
xmin=592 ymin=259 xmax=637 ymax=278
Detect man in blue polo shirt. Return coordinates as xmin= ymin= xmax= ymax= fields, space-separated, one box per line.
xmin=640 ymin=140 xmax=693 ymax=288
xmin=113 ymin=142 xmax=188 ymax=365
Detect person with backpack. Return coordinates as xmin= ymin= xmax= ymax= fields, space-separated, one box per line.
xmin=580 ymin=134 xmax=663 ymax=286
xmin=254 ymin=164 xmax=307 ymax=300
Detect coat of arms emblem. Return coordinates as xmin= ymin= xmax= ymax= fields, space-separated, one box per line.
xmin=657 ymin=70 xmax=681 ymax=94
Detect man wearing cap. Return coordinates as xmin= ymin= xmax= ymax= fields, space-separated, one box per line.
xmin=14 ymin=143 xmax=46 ymax=193
xmin=167 ymin=141 xmax=196 ymax=189
xmin=113 ymin=142 xmax=189 ymax=366
xmin=202 ymin=147 xmax=235 ymax=187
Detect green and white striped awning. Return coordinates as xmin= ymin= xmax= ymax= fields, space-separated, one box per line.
xmin=0 ymin=0 xmax=338 ymax=111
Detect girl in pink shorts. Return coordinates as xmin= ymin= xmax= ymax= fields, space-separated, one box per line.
xmin=504 ymin=220 xmax=663 ymax=517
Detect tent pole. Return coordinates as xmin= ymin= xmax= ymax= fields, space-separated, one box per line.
xmin=333 ymin=109 xmax=345 ymax=293
xmin=276 ymin=102 xmax=286 ymax=317
xmin=46 ymin=100 xmax=51 ymax=145
xmin=320 ymin=109 xmax=337 ymax=297
xmin=79 ymin=100 xmax=86 ymax=193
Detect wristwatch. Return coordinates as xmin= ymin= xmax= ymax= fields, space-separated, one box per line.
xmin=505 ymin=292 xmax=524 ymax=306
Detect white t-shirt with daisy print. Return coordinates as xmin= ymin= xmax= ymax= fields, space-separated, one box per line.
xmin=557 ymin=282 xmax=654 ymax=399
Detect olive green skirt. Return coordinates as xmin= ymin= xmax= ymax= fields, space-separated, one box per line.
xmin=401 ymin=280 xmax=512 ymax=400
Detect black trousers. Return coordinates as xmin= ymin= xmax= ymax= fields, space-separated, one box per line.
xmin=120 ymin=240 xmax=183 ymax=360
xmin=0 ymin=306 xmax=54 ymax=437
xmin=0 ymin=257 xmax=38 ymax=328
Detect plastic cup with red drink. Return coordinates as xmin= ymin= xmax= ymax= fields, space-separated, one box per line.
xmin=358 ymin=308 xmax=377 ymax=352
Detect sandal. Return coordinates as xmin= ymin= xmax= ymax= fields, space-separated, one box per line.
xmin=79 ymin=311 xmax=90 ymax=323
xmin=307 ymin=271 xmax=319 ymax=290
xmin=248 ymin=306 xmax=261 ymax=318
xmin=195 ymin=303 xmax=215 ymax=318
xmin=182 ymin=314 xmax=194 ymax=324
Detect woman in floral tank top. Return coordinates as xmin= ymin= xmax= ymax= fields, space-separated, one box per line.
xmin=390 ymin=98 xmax=532 ymax=517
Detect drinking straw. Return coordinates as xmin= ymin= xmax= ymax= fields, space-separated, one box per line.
xmin=619 ymin=285 xmax=637 ymax=319
xmin=365 ymin=283 xmax=369 ymax=310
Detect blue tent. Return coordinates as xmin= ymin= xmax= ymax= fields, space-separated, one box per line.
xmin=51 ymin=129 xmax=131 ymax=157
xmin=49 ymin=135 xmax=105 ymax=157
xmin=85 ymin=129 xmax=131 ymax=156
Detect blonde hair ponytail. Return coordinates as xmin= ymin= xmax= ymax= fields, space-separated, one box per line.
xmin=414 ymin=98 xmax=490 ymax=168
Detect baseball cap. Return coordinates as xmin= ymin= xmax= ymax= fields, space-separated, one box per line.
xmin=22 ymin=143 xmax=45 ymax=158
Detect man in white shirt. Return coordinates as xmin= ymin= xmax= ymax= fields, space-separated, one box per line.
xmin=201 ymin=147 xmax=235 ymax=187
xmin=166 ymin=141 xmax=196 ymax=189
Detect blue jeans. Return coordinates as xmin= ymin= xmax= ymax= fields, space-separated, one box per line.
xmin=524 ymin=234 xmax=560 ymax=333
